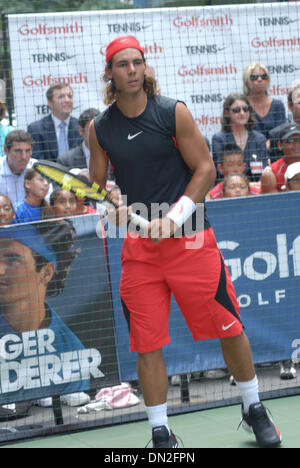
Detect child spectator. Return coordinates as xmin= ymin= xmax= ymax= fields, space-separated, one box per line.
xmin=222 ymin=173 xmax=251 ymax=198
xmin=207 ymin=145 xmax=261 ymax=200
xmin=50 ymin=188 xmax=77 ymax=218
xmin=0 ymin=194 xmax=15 ymax=226
xmin=13 ymin=168 xmax=51 ymax=223
xmin=70 ymin=168 xmax=97 ymax=215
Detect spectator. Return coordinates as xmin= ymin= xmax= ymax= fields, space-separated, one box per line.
xmin=284 ymin=161 xmax=300 ymax=192
xmin=13 ymin=168 xmax=51 ymax=223
xmin=27 ymin=83 xmax=82 ymax=161
xmin=0 ymin=79 xmax=14 ymax=157
xmin=0 ymin=194 xmax=15 ymax=226
xmin=222 ymin=173 xmax=251 ymax=198
xmin=0 ymin=130 xmax=37 ymax=204
xmin=69 ymin=168 xmax=97 ymax=215
xmin=243 ymin=62 xmax=286 ymax=148
xmin=269 ymin=85 xmax=300 ymax=162
xmin=261 ymin=123 xmax=300 ymax=193
xmin=57 ymin=108 xmax=100 ymax=170
xmin=208 ymin=144 xmax=261 ymax=200
xmin=58 ymin=107 xmax=116 ymax=186
xmin=212 ymin=93 xmax=268 ymax=182
xmin=50 ymin=187 xmax=77 ymax=218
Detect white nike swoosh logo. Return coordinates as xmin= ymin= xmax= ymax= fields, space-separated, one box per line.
xmin=222 ymin=321 xmax=236 ymax=331
xmin=128 ymin=131 xmax=143 ymax=140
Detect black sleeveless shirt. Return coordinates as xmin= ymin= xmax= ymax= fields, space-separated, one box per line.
xmin=94 ymin=94 xmax=210 ymax=229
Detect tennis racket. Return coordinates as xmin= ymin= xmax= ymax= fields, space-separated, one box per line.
xmin=33 ymin=160 xmax=150 ymax=231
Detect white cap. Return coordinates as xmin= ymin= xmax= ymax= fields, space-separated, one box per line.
xmin=284 ymin=162 xmax=300 ymax=182
xmin=0 ymin=80 xmax=5 ymax=103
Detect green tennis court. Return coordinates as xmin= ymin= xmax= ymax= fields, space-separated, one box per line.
xmin=2 ymin=395 xmax=299 ymax=449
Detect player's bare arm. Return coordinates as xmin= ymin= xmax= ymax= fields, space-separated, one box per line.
xmin=148 ymin=102 xmax=216 ymax=243
xmin=175 ymin=101 xmax=216 ymax=203
xmin=89 ymin=120 xmax=108 ymax=190
xmin=89 ymin=120 xmax=129 ymax=225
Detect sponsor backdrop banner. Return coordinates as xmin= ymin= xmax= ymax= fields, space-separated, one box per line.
xmin=106 ymin=192 xmax=300 ymax=380
xmin=7 ymin=3 xmax=300 ymax=140
xmin=0 ymin=215 xmax=120 ymax=405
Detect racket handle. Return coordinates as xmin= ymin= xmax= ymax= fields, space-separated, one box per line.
xmin=92 ymin=182 xmax=149 ymax=231
xmin=129 ymin=212 xmax=150 ymax=231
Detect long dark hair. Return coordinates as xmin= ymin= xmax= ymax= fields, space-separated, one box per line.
xmin=221 ymin=93 xmax=256 ymax=133
xmin=32 ymin=219 xmax=79 ymax=297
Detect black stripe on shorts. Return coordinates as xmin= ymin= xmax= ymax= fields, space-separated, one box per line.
xmin=215 ymin=252 xmax=242 ymax=325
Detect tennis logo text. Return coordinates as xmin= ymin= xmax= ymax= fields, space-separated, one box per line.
xmin=0 ymin=329 xmax=103 ymax=394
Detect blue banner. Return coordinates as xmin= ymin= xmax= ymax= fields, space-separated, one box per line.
xmin=106 ymin=192 xmax=300 ymax=381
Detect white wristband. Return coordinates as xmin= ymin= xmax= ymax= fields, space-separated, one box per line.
xmin=166 ymin=195 xmax=196 ymax=228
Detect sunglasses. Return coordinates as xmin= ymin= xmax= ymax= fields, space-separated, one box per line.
xmin=249 ymin=73 xmax=269 ymax=81
xmin=283 ymin=136 xmax=300 ymax=144
xmin=231 ymin=106 xmax=251 ymax=114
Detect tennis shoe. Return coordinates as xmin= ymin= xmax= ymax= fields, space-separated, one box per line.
xmin=152 ymin=425 xmax=178 ymax=448
xmin=240 ymin=402 xmax=282 ymax=447
xmin=279 ymin=361 xmax=296 ymax=380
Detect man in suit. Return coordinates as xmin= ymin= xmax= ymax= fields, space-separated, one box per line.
xmin=57 ymin=108 xmax=100 ymax=169
xmin=268 ymin=84 xmax=300 ymax=163
xmin=27 ymin=83 xmax=82 ymax=161
xmin=58 ymin=108 xmax=115 ymax=185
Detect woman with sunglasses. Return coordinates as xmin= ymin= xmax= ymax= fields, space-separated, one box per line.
xmin=212 ymin=93 xmax=268 ymax=181
xmin=243 ymin=63 xmax=286 ymax=149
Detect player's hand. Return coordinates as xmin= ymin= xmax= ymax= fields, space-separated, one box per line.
xmin=107 ymin=188 xmax=130 ymax=226
xmin=147 ymin=217 xmax=179 ymax=243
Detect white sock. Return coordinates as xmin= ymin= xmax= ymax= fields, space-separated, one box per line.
xmin=236 ymin=375 xmax=260 ymax=414
xmin=145 ymin=402 xmax=169 ymax=431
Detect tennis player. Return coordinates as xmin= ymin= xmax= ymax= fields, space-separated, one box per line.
xmin=89 ymin=36 xmax=281 ymax=448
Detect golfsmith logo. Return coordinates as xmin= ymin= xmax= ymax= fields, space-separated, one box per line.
xmin=173 ymin=15 xmax=233 ymax=30
xmin=219 ymin=233 xmax=300 ymax=309
xmin=23 ymin=73 xmax=88 ymax=87
xmin=18 ymin=22 xmax=84 ymax=37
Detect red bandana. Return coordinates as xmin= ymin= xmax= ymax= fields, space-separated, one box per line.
xmin=106 ymin=36 xmax=144 ymax=64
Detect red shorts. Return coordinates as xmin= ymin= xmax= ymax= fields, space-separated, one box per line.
xmin=120 ymin=228 xmax=243 ymax=353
